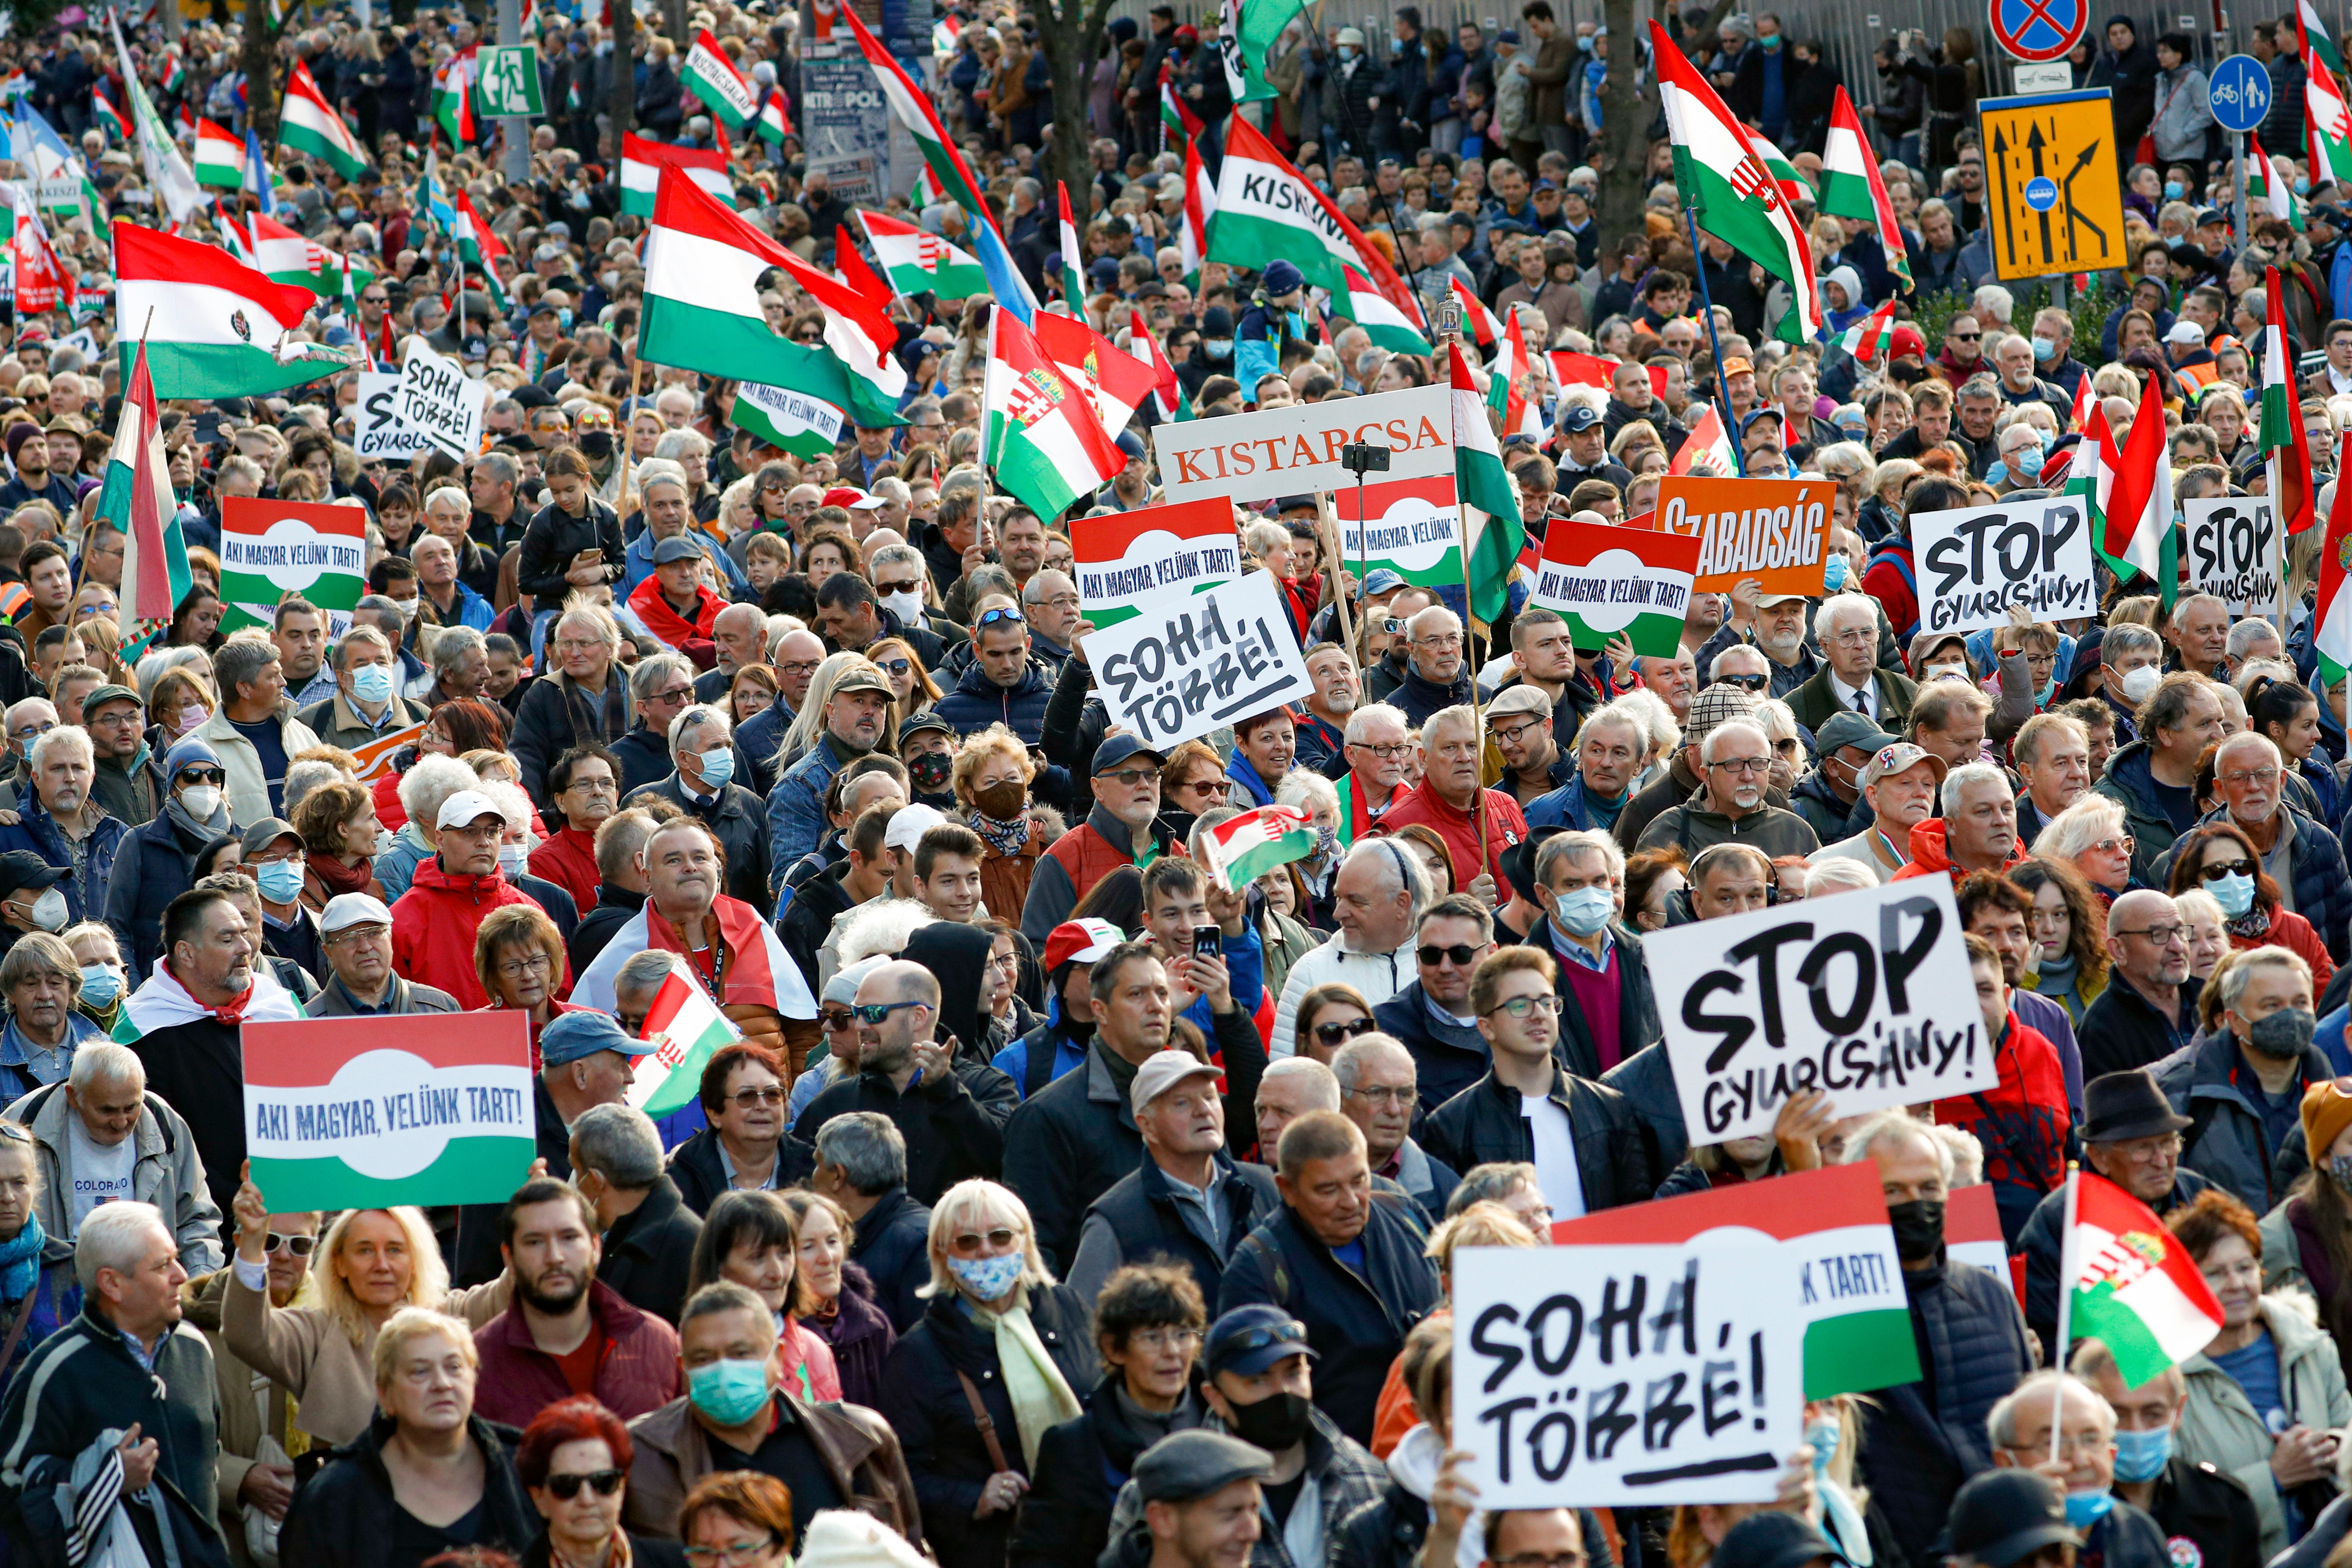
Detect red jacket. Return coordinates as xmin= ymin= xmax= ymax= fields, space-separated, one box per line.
xmin=469 ymin=1279 xmax=682 ymax=1428
xmin=627 ymin=575 xmax=725 ymax=668
xmin=391 ymin=855 xmax=540 ymax=1009
xmin=1890 ymin=818 xmax=2028 ymax=884
xmin=528 ymin=825 xmax=601 ymax=914
xmin=1376 ymin=783 xmax=1530 ymax=893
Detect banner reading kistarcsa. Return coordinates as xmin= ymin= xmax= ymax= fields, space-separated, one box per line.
xmin=1149 ymin=384 xmax=1452 ymax=502
xmin=243 ymin=1012 xmax=535 ymax=1210
xmin=218 ymin=495 xmax=366 ymax=635
xmin=1070 ymin=496 xmax=1240 ymax=627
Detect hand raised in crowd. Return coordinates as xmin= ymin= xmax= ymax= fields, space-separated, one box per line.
xmin=1772 ymin=1089 xmax=1837 ymax=1174
xmin=231 ymin=1158 xmax=269 ymax=1261
xmin=1419 ymin=1447 xmax=1481 ymax=1568
xmin=911 ymin=1034 xmax=956 ymax=1087
xmin=1179 ymin=944 xmax=1235 ymax=1015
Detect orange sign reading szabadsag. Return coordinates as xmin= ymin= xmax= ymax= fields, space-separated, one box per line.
xmin=1653 ymin=475 xmax=1835 ymax=595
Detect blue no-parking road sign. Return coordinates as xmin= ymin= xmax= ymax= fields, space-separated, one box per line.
xmin=2211 ymin=55 xmax=2272 ymax=133
xmin=1989 ymin=0 xmax=2087 ymax=64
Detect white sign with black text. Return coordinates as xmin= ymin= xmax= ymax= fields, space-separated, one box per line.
xmin=1082 ymin=571 xmax=1314 ymax=751
xmin=1909 ymin=495 xmax=2096 ymax=634
xmin=1645 ymin=875 xmax=1991 ymax=1144
xmin=1451 ymin=1241 xmax=1803 ymax=1508
xmin=353 ymin=372 xmax=433 ymax=460
xmin=395 ymin=340 xmax=488 ymax=461
xmin=2183 ymin=496 xmax=2280 ymax=614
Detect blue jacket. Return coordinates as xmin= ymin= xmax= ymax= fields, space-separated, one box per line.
xmin=1226 ymin=751 xmax=1279 ymax=808
xmin=765 ymin=734 xmax=850 ymax=894
xmin=425 ymin=580 xmax=496 ymax=631
xmin=621 ymin=526 xmax=748 ymax=598
xmin=372 ymin=820 xmax=435 ymax=903
xmin=993 ymin=993 xmax=1090 ymax=1099
xmin=0 ymin=801 xmax=127 ymax=928
xmin=1525 ymin=773 xmax=1627 ymax=833
xmin=102 ymin=811 xmax=208 ymax=981
xmin=933 ymin=657 xmax=1054 ymax=746
xmin=2152 ymin=1026 xmax=2324 ymax=1216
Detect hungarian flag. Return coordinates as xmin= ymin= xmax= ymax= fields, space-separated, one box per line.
xmin=619 ymin=133 xmax=732 ymax=217
xmin=280 ymin=56 xmax=369 ymax=178
xmin=1033 ymin=309 xmax=1157 ymax=446
xmin=1747 ymin=131 xmax=1814 ymax=207
xmin=1058 ymin=180 xmax=1086 ymax=306
xmin=192 ymin=117 xmax=241 ymax=188
xmin=2306 ymin=0 xmax=2346 ymax=73
xmin=2099 ymin=370 xmax=2176 ymax=594
xmin=1345 ymin=263 xmax=1431 ymax=354
xmin=572 ymin=898 xmax=816 ymax=1030
xmin=2265 ymin=265 xmax=2318 ymax=537
xmin=1201 ymin=805 xmax=1317 ymax=891
xmin=1670 ymin=402 xmax=1738 ymax=475
xmin=1209 ymin=114 xmax=1411 ymax=314
xmin=246 ymin=210 xmax=343 ymax=297
xmin=451 ymin=190 xmax=510 ymax=310
xmin=1158 ymin=63 xmax=1196 ymax=153
xmin=2317 ymin=431 xmax=2352 ymax=682
xmin=98 ymin=337 xmax=192 ymax=650
xmin=92 ymin=86 xmax=128 ymax=141
xmin=433 ymin=50 xmax=477 ymax=146
xmin=753 ymin=89 xmax=793 ymax=146
xmin=1450 ymin=342 xmax=1521 ymax=622
xmin=1653 ymin=20 xmax=1821 ymax=343
xmin=730 ymin=380 xmax=846 ymax=460
xmin=681 ymin=29 xmax=760 ymax=128
xmin=1548 ymin=350 xmax=1621 ymax=393
xmin=2056 ymin=1172 xmax=2225 ymax=1385
xmin=1451 ymin=274 xmax=1503 ymax=349
xmin=113 ymin=221 xmax=346 ymax=399
xmin=628 ymin=969 xmax=745 ymax=1119
xmin=769 ymin=242 xmax=907 ymax=425
xmin=858 ymin=208 xmax=987 ymax=300
xmin=107 ymin=10 xmax=201 ymax=222
xmin=985 ymin=307 xmax=1126 ymax=521
xmin=1832 ymin=299 xmax=1899 ymax=361
xmin=2250 ymin=132 xmax=2303 ymax=229
xmin=1819 ymin=87 xmax=1913 ymax=288
xmin=10 ymin=199 xmax=65 ymax=314
xmin=2311 ymin=54 xmax=2352 ymax=187
xmin=1487 ymin=310 xmax=1543 ymax=442
xmin=1131 ymin=309 xmax=1185 ymax=422
xmin=1179 ymin=133 xmax=1215 ymax=282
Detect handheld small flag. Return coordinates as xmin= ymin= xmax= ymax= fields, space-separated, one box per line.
xmin=2264 ymin=265 xmax=2318 ymax=536
xmin=1201 ymin=805 xmax=1318 ymax=891
xmin=2099 ymin=371 xmax=2177 ymax=596
xmin=1449 ymin=343 xmax=1522 ymax=623
xmin=192 ymin=118 xmax=241 ymax=188
xmin=1819 ymin=87 xmax=1913 ymax=288
xmin=2053 ymin=1171 xmax=2225 ymax=1385
xmin=1832 ymin=300 xmax=1899 ymax=362
xmin=629 ymin=968 xmax=744 ymax=1119
xmin=2317 ymin=432 xmax=2352 ymax=682
xmin=1058 ymin=180 xmax=1086 ymax=307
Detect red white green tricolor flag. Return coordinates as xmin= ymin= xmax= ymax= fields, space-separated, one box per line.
xmin=620 ymin=133 xmax=733 ymax=217
xmin=858 ymin=209 xmax=987 ymax=301
xmin=1208 ymin=114 xmax=1376 ymax=299
xmin=1058 ymin=180 xmax=1086 ymax=306
xmin=1530 ymin=520 xmax=1702 ymax=657
xmin=1819 ymin=87 xmax=1913 ymax=288
xmin=1832 ymin=299 xmax=1899 ymax=361
xmin=113 ymin=221 xmax=347 ymax=400
xmin=682 ymin=29 xmax=760 ymax=129
xmin=1486 ymin=309 xmax=1543 ymax=442
xmin=2311 ymin=53 xmax=2352 ymax=187
xmin=98 ymin=337 xmax=191 ymax=649
xmin=2055 ymin=1171 xmax=2225 ymax=1385
xmin=279 ymin=57 xmax=370 ymax=180
xmin=628 ymin=969 xmax=744 ymax=1119
xmin=1653 ymin=20 xmax=1821 ymax=344
xmin=240 ymin=1013 xmax=535 ymax=1209
xmin=1344 ymin=263 xmax=1430 ymax=354
xmin=2319 ymin=432 xmax=2352 ymax=681
xmin=1033 ymin=309 xmax=1157 ymax=447
xmin=2306 ymin=0 xmax=2346 ymax=75
xmin=2097 ymin=370 xmax=2176 ymax=595
xmin=1552 ymin=1163 xmax=1922 ymax=1399
xmin=2250 ymin=133 xmax=2304 ymax=229
xmin=192 ymin=117 xmax=242 ymax=189
xmin=986 ymin=307 xmax=1126 ymax=521
xmin=1450 ymin=342 xmax=1522 ymax=623
xmin=732 ymin=380 xmax=846 ymax=460
xmin=1201 ymin=805 xmax=1317 ymax=891
xmin=2265 ymin=265 xmax=2317 ymax=538
xmin=1670 ymin=402 xmax=1737 ymax=475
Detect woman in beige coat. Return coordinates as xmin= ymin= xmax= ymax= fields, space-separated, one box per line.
xmin=222 ymin=1165 xmax=509 ymax=1451
xmin=2170 ymin=1188 xmax=2352 ymax=1561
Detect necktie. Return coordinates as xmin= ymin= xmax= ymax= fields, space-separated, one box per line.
xmin=1852 ymin=688 xmax=1870 ymax=716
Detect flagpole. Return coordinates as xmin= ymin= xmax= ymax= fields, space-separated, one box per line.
xmin=1315 ymin=490 xmax=1357 ymax=661
xmin=2050 ymin=1160 xmax=2079 ymax=1457
xmin=1683 ymin=206 xmax=1747 ymax=479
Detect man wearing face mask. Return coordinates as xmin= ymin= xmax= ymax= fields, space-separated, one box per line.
xmin=295 ymin=626 xmax=425 ymax=753
xmin=632 ymin=704 xmax=770 ymax=916
xmin=103 ymin=738 xmax=236 ymax=979
xmin=2098 ymin=622 xmax=2165 ymax=746
xmin=2154 ymin=947 xmax=2327 ymax=1214
xmin=235 ymin=818 xmax=324 ymax=982
xmin=2154 ymin=732 xmax=2352 ymax=963
xmin=1987 ymin=1370 xmax=2174 ymax=1568
xmin=2074 ymin=1339 xmax=2265 ymax=1568
xmin=1520 ymin=831 xmax=1662 ymax=1082
xmin=0 ymin=852 xmax=71 ymax=964
xmin=1840 ymin=1112 xmax=2036 ymax=1566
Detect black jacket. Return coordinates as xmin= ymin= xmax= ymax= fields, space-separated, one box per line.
xmin=2139 ymin=1453 xmax=2264 ymax=1568
xmin=664 ymin=1127 xmax=748 ymax=1217
xmin=1074 ymin=1150 xmax=1281 ymax=1308
xmin=1336 ymin=1479 xmax=1615 ymax=1568
xmin=779 ymin=858 xmax=857 ymax=987
xmin=1421 ymin=1063 xmax=1662 ymax=1214
xmin=515 ymin=494 xmax=625 ymax=604
xmin=1011 ymin=1378 xmax=1203 ymax=1568
xmin=599 ymin=1174 xmax=703 ymax=1326
xmin=2080 ymin=974 xmax=2205 ymax=1081
xmin=878 ymin=1284 xmax=1101 ymax=1568
xmin=1387 ymin=663 xmax=1486 ymax=730
xmin=1374 ymin=979 xmax=1492 ymax=1114
xmin=846 ymin=1184 xmax=935 ymax=1334
xmin=632 ymin=772 xmax=773 ymax=917
xmin=1217 ymin=1197 xmax=1441 ymax=1447
xmin=570 ymin=883 xmax=646 ymax=974
xmin=127 ymin=1013 xmax=247 ymax=1216
xmin=791 ymin=1055 xmax=1019 ymax=1208
xmin=512 ymin=671 xmax=633 ymax=813
xmin=280 ymin=1411 xmax=538 ymax=1568
xmin=104 ymin=809 xmax=207 ymax=977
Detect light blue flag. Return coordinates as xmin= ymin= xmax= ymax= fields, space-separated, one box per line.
xmin=242 ymin=128 xmax=276 ymax=214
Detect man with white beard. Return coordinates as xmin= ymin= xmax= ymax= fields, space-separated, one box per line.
xmin=1692 ymin=591 xmax=1825 ymax=701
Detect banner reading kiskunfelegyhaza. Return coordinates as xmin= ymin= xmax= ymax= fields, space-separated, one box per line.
xmin=1150 ymin=384 xmax=1451 ymax=504
xmin=1646 ymin=875 xmax=1989 ymax=1144
xmin=2185 ymin=496 xmax=2281 ymax=614
xmin=1086 ymin=570 xmax=1314 ymax=750
xmin=1452 ymin=1240 xmax=1802 ymax=1507
xmin=397 ymin=338 xmax=488 ymax=460
xmin=218 ymin=495 xmax=367 ymax=636
xmin=1071 ymin=496 xmax=1240 ymax=627
xmin=1910 ymin=495 xmax=2096 ymax=633
xmin=1531 ymin=520 xmax=1701 ymax=656
xmin=353 ymin=371 xmax=432 ymax=461
xmin=243 ymin=1011 xmax=534 ymax=1210
xmin=731 ymin=380 xmax=845 ymax=461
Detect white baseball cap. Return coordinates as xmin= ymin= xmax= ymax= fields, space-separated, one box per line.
xmin=319 ymin=892 xmax=394 ymax=934
xmin=437 ymin=789 xmax=507 ymax=830
xmin=883 ymin=803 xmax=947 ymax=853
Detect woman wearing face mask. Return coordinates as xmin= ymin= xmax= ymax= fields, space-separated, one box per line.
xmin=2165 ymin=822 xmax=2335 ymax=985
xmin=951 ymin=725 xmax=1054 ymax=922
xmin=62 ymin=921 xmax=127 ymax=1035
xmin=2169 ymin=1186 xmax=2352 ymax=1560
xmin=777 ymin=1189 xmax=896 ymax=1410
xmin=102 ymin=736 xmax=237 ymax=979
xmin=879 ymin=1179 xmax=1098 ymax=1568
xmin=147 ymin=667 xmax=216 ymax=754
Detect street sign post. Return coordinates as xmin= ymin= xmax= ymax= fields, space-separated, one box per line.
xmin=2209 ymin=55 xmax=2271 ymax=254
xmin=1978 ymin=90 xmax=2127 ymax=280
xmin=1989 ymin=0 xmax=2088 ymax=61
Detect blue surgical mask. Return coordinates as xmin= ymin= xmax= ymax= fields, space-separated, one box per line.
xmin=698 ymin=748 xmax=736 ymax=789
xmin=949 ymin=1251 xmax=1026 ymax=1300
xmin=1805 ymin=1416 xmax=1841 ymax=1474
xmin=1555 ymin=884 xmax=1615 ymax=937
xmin=77 ymin=964 xmax=121 ymax=1006
xmin=2299 ymin=177 xmax=2313 ymax=194
xmin=2064 ymin=1491 xmax=2115 ymax=1529
xmin=2033 ymin=335 xmax=2059 ymax=361
xmin=1205 ymin=339 xmax=1233 ymax=357
xmin=2165 ymin=181 xmax=2185 ymax=199
xmin=2011 ymin=443 xmax=2045 ymax=477
xmin=337 ymin=205 xmax=358 ymax=223
xmin=686 ymin=1358 xmax=775 ymax=1427
xmin=1822 ymin=554 xmax=1850 ymax=590
xmin=1576 ymin=32 xmax=1593 ymax=50
xmin=2211 ymin=871 xmax=2256 ymax=918
xmin=2112 ymin=1425 xmax=2172 ymax=1484
xmin=350 ymin=663 xmax=395 ymax=706
xmin=1761 ymin=33 xmax=1781 ymax=49
xmin=255 ymin=860 xmax=305 ymax=904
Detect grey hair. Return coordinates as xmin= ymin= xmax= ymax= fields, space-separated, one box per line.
xmin=1339 ymin=834 xmax=1432 ymax=925
xmin=613 ymin=947 xmax=688 ymax=997
xmin=1939 ymin=761 xmax=2010 ymax=814
xmin=1987 ymin=1371 xmax=2113 ymax=1452
xmin=68 ymin=1040 xmax=143 ymax=1094
xmin=1406 ymin=605 xmax=1462 ymax=641
xmin=211 ymin=638 xmax=279 ymax=701
xmin=813 ymin=1110 xmax=908 ymax=1196
xmin=284 ymin=759 xmax=344 ymax=815
xmin=652 ymin=428 xmax=711 ymax=461
xmin=681 ymin=1280 xmax=779 ymax=1337
xmin=1446 ymin=1161 xmax=1543 ymax=1218
xmin=1536 ymin=829 xmax=1624 ymax=886
xmin=428 ymin=625 xmax=486 ymax=676
xmin=871 ymin=544 xmax=926 ymax=578
xmin=629 ymin=653 xmax=697 ymax=701
xmin=2101 ymin=623 xmax=2163 ymax=664
xmin=2226 ymin=618 xmax=2284 ymax=660
xmin=1331 ymin=1032 xmax=1414 ymax=1097
xmin=1814 ymin=594 xmax=1876 ymax=637
xmin=838 ymin=898 xmax=935 ymax=967
xmin=73 ymin=1200 xmax=168 ymax=1293
xmin=1709 ymin=644 xmax=1767 ymax=680
xmin=1805 ymin=858 xmax=1883 ymax=897
xmin=556 ymin=603 xmax=623 ymax=652
xmin=1836 ymin=1109 xmax=1953 ymax=1183
xmin=2214 ymin=730 xmax=2282 ymax=769
xmin=2212 ymin=944 xmax=2313 ymax=1014
xmin=667 ymin=702 xmax=732 ymax=755
xmin=0 ymin=931 xmax=76 ymax=998
xmin=336 ymin=625 xmax=392 ymax=670
xmin=2031 ymin=794 xmax=2125 ymax=862
xmin=1274 ymin=767 xmax=1339 ymax=821
xmin=569 ymin=1102 xmax=665 ymax=1189
xmin=1257 ymin=1055 xmax=1341 ymax=1112
xmin=133 ymin=645 xmax=213 ymax=704
xmin=639 ymin=468 xmax=688 ymax=500
xmin=2168 ymin=592 xmax=2228 ymax=630
xmin=397 ymin=755 xmax=482 ymax=833
xmin=28 ymin=725 xmax=90 ymax=773
xmin=1343 ymin=701 xmax=1410 ymax=744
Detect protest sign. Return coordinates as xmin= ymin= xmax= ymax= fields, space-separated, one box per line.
xmin=2184 ymin=496 xmax=2280 ymax=613
xmin=1070 ymin=497 xmax=1240 ymax=627
xmin=729 ymin=380 xmax=845 ymax=461
xmin=217 ymin=495 xmax=368 ymax=636
xmin=1551 ymin=1163 xmax=1920 ymax=1399
xmin=1151 ymin=384 xmax=1452 ymax=503
xmin=1452 ymin=1240 xmax=1802 ymax=1507
xmin=353 ymin=370 xmax=432 ymax=460
xmin=1645 ymin=875 xmax=1991 ymax=1144
xmin=800 ymin=56 xmax=892 ymax=204
xmin=1654 ymin=476 xmax=1833 ymax=594
xmin=396 ymin=339 xmax=488 ymax=460
xmin=1946 ymin=1182 xmax=2009 ymax=1277
xmin=1332 ymin=474 xmax=1468 ymax=594
xmin=1085 ymin=571 xmax=1313 ymax=750
xmin=1910 ymin=495 xmax=2096 ymax=633
xmin=243 ymin=1012 xmax=535 ymax=1209
xmin=1530 ymin=522 xmax=1701 ymax=656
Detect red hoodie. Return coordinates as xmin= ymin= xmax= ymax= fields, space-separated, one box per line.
xmin=391 ymin=855 xmax=541 ymax=1009
xmin=1890 ymin=817 xmax=2027 ymax=884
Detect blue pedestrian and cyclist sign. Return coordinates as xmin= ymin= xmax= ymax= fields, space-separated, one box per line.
xmin=2209 ymin=55 xmax=2272 ymax=133
xmin=1988 ymin=0 xmax=2087 ymax=63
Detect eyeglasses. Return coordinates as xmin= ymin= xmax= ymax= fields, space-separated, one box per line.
xmin=177 ymin=768 xmax=227 ymax=786
xmin=262 ymin=1232 xmax=317 ymax=1256
xmin=683 ymin=1539 xmax=780 ymax=1568
xmin=1419 ymin=943 xmax=1484 ymax=967
xmin=649 ymin=686 xmax=695 ymax=706
xmin=1495 ymin=1555 xmax=1588 ymax=1568
xmin=874 ymin=658 xmax=912 ymax=676
xmin=1489 ymin=718 xmax=1546 ymax=746
xmin=820 ymin=1008 xmax=857 ymax=1031
xmin=1129 ymin=1327 xmax=1202 ymax=1352
xmin=1949 ymin=331 xmax=1982 ymax=342
xmin=727 ymin=1086 xmax=786 ymax=1109
xmin=1485 ymin=994 xmax=1566 ymax=1019
xmin=1716 ymin=672 xmax=1769 ymax=690
xmin=2117 ymin=923 xmax=2188 ymax=947
xmin=851 ymin=999 xmax=928 ymax=1025
xmin=495 ymin=953 xmax=554 ymax=979
xmin=2091 ymin=835 xmax=2136 ymax=855
xmin=1100 ymin=768 xmax=1159 ymax=787
xmin=1173 ymin=777 xmax=1226 ymax=798
xmin=542 ymin=1468 xmax=626 ymax=1500
xmin=1348 ymin=1083 xmax=1415 ymax=1106
xmin=2198 ymin=859 xmax=2259 ymax=883
xmin=1313 ymin=1016 xmax=1379 ymax=1045
xmin=2220 ymin=767 xmax=2283 ymax=787
xmin=948 ymin=1226 xmax=1021 ymax=1256
xmin=1708 ymin=756 xmax=1771 ymax=775
xmin=1350 ymin=741 xmax=1411 ymax=759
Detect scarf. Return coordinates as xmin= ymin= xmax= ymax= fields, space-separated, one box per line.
xmin=310 ymin=853 xmax=377 ymax=899
xmin=167 ymin=961 xmax=254 ymax=1025
xmin=122 ymin=954 xmax=303 ymax=1036
xmin=0 ymin=1213 xmax=43 ymax=1303
xmin=547 ymin=1531 xmax=633 ymax=1568
xmin=2227 ymin=902 xmax=2276 ymax=941
xmin=972 ymin=809 xmax=1031 ymax=860
xmin=969 ymin=1294 xmax=1082 ymax=1468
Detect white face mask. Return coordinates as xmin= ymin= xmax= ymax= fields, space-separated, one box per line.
xmin=498 ymin=843 xmax=530 ymax=879
xmin=880 ymin=588 xmax=926 ymax=625
xmin=2119 ymin=664 xmax=2163 ymax=703
xmin=26 ymin=887 xmax=66 ymax=932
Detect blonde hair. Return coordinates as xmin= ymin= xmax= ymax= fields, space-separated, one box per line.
xmin=920 ymin=1178 xmax=1055 ymax=1300
xmin=370 ymin=1305 xmax=477 ymax=1391
xmin=316 ymin=1205 xmax=451 ymax=1349
xmin=951 ymin=723 xmax=1034 ymax=806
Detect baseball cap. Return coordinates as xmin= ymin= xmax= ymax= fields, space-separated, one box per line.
xmin=1720 ymin=356 xmax=1754 ymax=377
xmin=1130 ymin=1048 xmax=1222 ymax=1116
xmin=898 ymin=711 xmax=952 ymax=745
xmin=0 ymin=852 xmax=64 ymax=899
xmin=1043 ymin=917 xmax=1125 ymax=971
xmin=884 ymin=804 xmax=946 ymax=853
xmin=1486 ymin=685 xmax=1554 ymax=723
xmin=320 ymin=892 xmax=395 ymax=934
xmin=1093 ymin=734 xmax=1166 ymax=776
xmin=1558 ymin=405 xmax=1602 ymax=433
xmin=1358 ymin=568 xmax=1406 ymax=599
xmin=1205 ymin=1304 xmax=1319 ymax=1377
xmin=1715 ymin=1514 xmax=1849 ymax=1568
xmin=540 ymin=1010 xmax=655 ymax=1067
xmin=830 ymin=663 xmax=895 ymax=700
xmin=239 ymin=818 xmax=301 ymax=855
xmin=2164 ymin=319 xmax=2207 ymax=345
xmin=1814 ymin=710 xmax=1898 ymax=758
xmin=1754 ymin=590 xmax=1808 ymax=607
xmin=652 ymin=536 xmax=703 ymax=564
xmin=2197 ymin=206 xmax=2230 ymax=227
xmin=1132 ymin=1431 xmax=1275 ymax=1506
xmin=1683 ymin=684 xmax=1761 ymax=748
xmin=1860 ymin=741 xmax=1947 ymax=790
xmin=1939 ymin=1470 xmax=2079 ymax=1568
xmin=436 ymin=790 xmax=507 ymax=831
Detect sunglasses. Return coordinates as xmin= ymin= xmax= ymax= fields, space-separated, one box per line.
xmin=1419 ymin=944 xmax=1483 ymax=967
xmin=874 ymin=658 xmax=912 ymax=676
xmin=852 ymin=999 xmax=927 ymax=1025
xmin=820 ymin=1008 xmax=856 ymax=1030
xmin=542 ymin=1468 xmax=625 ymax=1500
xmin=1313 ymin=1016 xmax=1379 ymax=1045
xmin=178 ymin=768 xmax=227 ymax=786
xmin=263 ymin=1232 xmax=317 ymax=1256
xmin=1716 ymin=673 xmax=1769 ymax=691
xmin=2199 ymin=859 xmax=2258 ymax=882
xmin=975 ymin=607 xmax=1026 ymax=629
